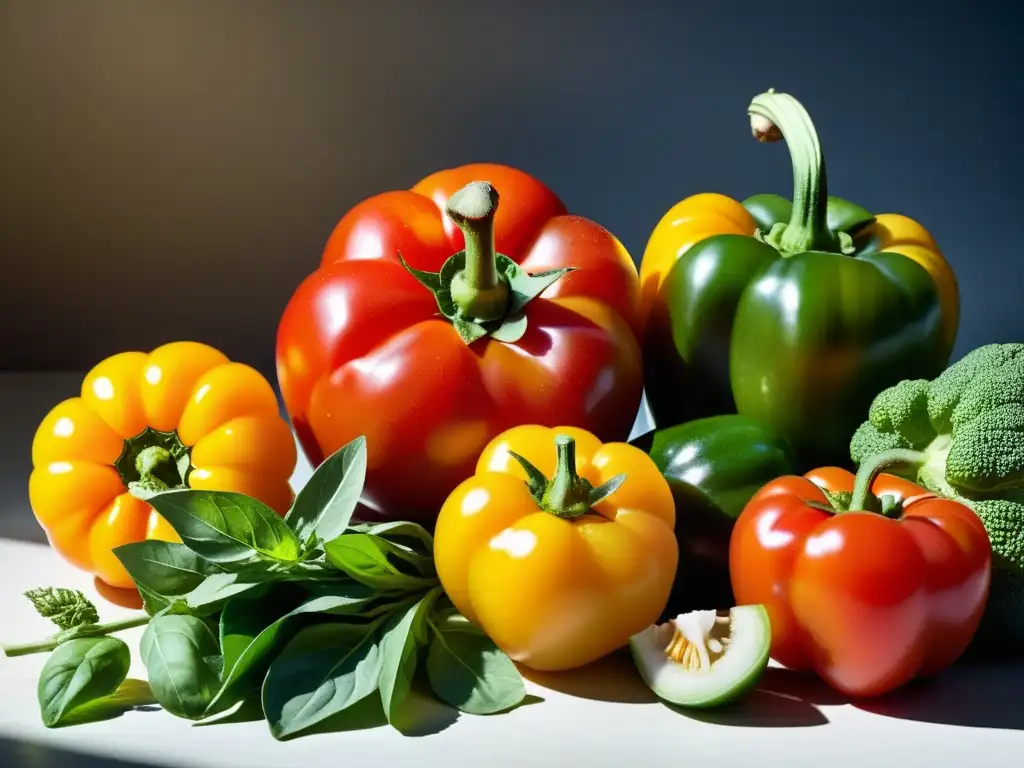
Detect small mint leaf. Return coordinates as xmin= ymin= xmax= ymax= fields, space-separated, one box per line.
xmin=25 ymin=588 xmax=100 ymax=631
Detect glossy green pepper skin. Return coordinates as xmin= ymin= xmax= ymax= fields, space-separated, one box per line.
xmin=630 ymin=415 xmax=799 ymax=616
xmin=639 ymin=91 xmax=956 ymax=467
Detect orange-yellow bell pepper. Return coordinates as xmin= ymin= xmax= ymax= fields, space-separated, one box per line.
xmin=433 ymin=425 xmax=678 ymax=672
xmin=29 ymin=342 xmax=297 ymax=589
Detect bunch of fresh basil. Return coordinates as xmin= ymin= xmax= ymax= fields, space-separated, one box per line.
xmin=13 ymin=436 xmax=528 ymax=739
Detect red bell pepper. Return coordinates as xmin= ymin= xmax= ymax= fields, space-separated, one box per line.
xmin=276 ymin=163 xmax=644 ymax=525
xmin=729 ymin=450 xmax=992 ymax=698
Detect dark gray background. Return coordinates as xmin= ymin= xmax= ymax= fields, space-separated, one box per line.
xmin=0 ymin=6 xmax=1023 ymax=764
xmin=1 ymin=0 xmax=1021 ymax=379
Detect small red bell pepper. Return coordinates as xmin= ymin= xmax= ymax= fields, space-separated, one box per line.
xmin=729 ymin=450 xmax=992 ymax=698
xmin=276 ymin=163 xmax=643 ymax=525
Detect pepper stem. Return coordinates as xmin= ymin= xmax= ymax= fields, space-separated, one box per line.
xmin=849 ymin=449 xmax=928 ymax=513
xmin=136 ymin=446 xmax=174 ymax=490
xmin=113 ymin=427 xmax=191 ymax=501
xmin=446 ymin=181 xmax=509 ymax=322
xmin=509 ymin=435 xmax=627 ymax=520
xmin=1 ymin=614 xmax=151 ymax=658
xmin=748 ymin=89 xmax=843 ymax=255
xmin=540 ymin=436 xmax=594 ymax=519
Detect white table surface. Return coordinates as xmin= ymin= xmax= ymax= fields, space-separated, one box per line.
xmin=1 ymin=372 xmax=1023 ymax=768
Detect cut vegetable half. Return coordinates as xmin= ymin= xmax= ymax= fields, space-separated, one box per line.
xmin=629 ymin=604 xmax=771 ymax=709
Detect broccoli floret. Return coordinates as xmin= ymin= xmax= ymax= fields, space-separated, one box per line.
xmin=867 ymin=379 xmax=933 ymax=445
xmin=849 ymin=420 xmax=910 ymax=466
xmin=928 ymin=343 xmax=1024 ymax=434
xmin=848 ymin=343 xmax=1024 ymax=653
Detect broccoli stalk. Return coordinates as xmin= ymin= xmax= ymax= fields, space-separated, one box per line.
xmin=849 ymin=343 xmax=1024 ymax=655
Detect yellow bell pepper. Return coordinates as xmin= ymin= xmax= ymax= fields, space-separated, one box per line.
xmin=433 ymin=425 xmax=678 ymax=672
xmin=29 ymin=342 xmax=297 ymax=589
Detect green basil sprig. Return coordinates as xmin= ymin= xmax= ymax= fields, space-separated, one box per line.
xmin=3 ymin=435 xmax=529 ymax=739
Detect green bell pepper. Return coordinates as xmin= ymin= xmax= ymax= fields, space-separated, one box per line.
xmin=638 ymin=90 xmax=958 ymax=467
xmin=630 ymin=415 xmax=799 ymax=616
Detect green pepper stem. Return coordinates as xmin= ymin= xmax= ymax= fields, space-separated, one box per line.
xmin=1 ymin=614 xmax=151 ymax=658
xmin=748 ymin=90 xmax=841 ymax=255
xmin=849 ymin=449 xmax=928 ymax=513
xmin=136 ymin=446 xmax=174 ymax=490
xmin=446 ymin=181 xmax=509 ymax=322
xmin=114 ymin=427 xmax=191 ymax=501
xmin=540 ymin=435 xmax=594 ymax=519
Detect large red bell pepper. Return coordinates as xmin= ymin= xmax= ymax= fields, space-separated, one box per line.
xmin=276 ymin=163 xmax=644 ymax=525
xmin=729 ymin=450 xmax=992 ymax=697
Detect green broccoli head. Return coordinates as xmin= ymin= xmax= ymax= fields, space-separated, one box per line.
xmin=850 ymin=343 xmax=1024 ymax=493
xmin=849 ymin=343 xmax=1024 ymax=653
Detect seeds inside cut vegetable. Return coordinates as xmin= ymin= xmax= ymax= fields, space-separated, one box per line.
xmin=629 ymin=604 xmax=771 ymax=709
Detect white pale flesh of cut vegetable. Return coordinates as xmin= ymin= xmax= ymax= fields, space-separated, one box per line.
xmin=629 ymin=604 xmax=771 ymax=709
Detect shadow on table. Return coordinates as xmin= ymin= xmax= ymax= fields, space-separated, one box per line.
xmin=521 ymin=652 xmax=828 ymax=727
xmin=0 ymin=736 xmax=162 ymax=768
xmin=853 ymin=661 xmax=1024 ymax=730
xmin=662 ymin=666 xmax=831 ymax=728
xmin=670 ymin=688 xmax=829 ymax=728
xmin=0 ymin=681 xmax=162 ymax=767
xmin=520 ymin=649 xmax=659 ymax=705
xmin=756 ymin=660 xmax=1024 ymax=731
xmin=521 ymin=650 xmax=1024 ymax=731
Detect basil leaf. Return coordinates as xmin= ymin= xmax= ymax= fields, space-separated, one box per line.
xmin=38 ymin=637 xmax=131 ymax=727
xmin=351 ymin=533 xmax=435 ymax=579
xmin=345 ymin=525 xmax=436 ymax=578
xmin=141 ymin=614 xmax=222 ymax=719
xmin=183 ymin=572 xmax=268 ymax=615
xmin=219 ymin=593 xmax=295 ymax=676
xmin=114 ymin=541 xmax=219 ymax=614
xmin=349 ymin=520 xmax=434 ymax=556
xmin=378 ymin=588 xmax=442 ymax=724
xmin=262 ymin=621 xmax=386 ymax=740
xmin=285 ymin=436 xmax=367 ymax=547
xmin=293 ymin=585 xmax=394 ymax=619
xmin=147 ymin=489 xmax=301 ymax=565
xmin=426 ymin=622 xmax=526 ymax=715
xmin=323 ymin=534 xmax=437 ymax=591
xmin=206 ymin=585 xmax=392 ymax=717
xmin=52 ymin=679 xmax=157 ymax=727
